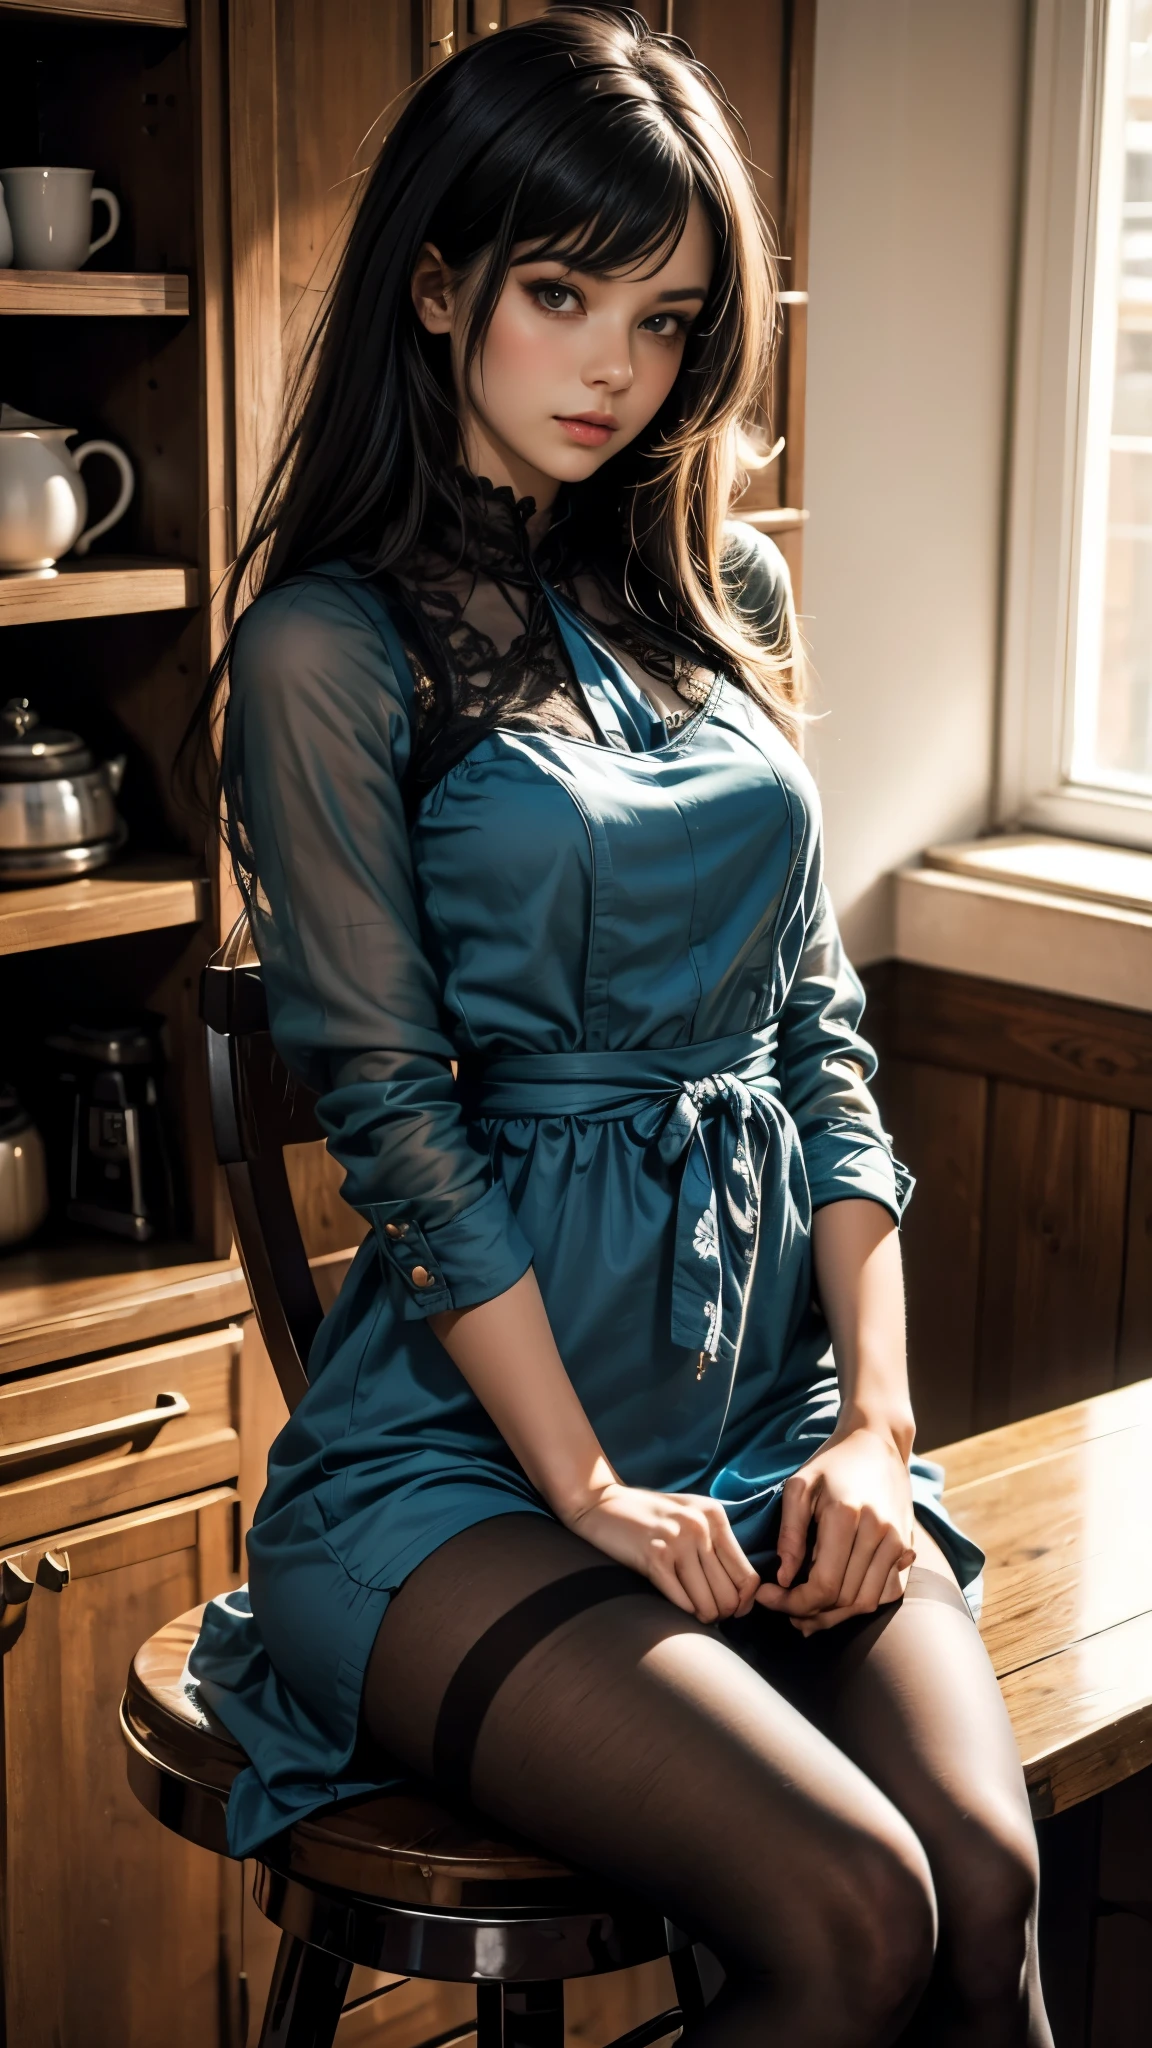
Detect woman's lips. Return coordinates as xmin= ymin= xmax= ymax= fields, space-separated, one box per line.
xmin=555 ymin=414 xmax=619 ymax=447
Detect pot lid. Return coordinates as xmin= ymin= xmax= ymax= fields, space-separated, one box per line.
xmin=0 ymin=699 xmax=93 ymax=780
xmin=0 ymin=403 xmax=75 ymax=437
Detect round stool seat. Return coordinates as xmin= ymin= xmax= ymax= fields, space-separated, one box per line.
xmin=122 ymin=1604 xmax=601 ymax=1910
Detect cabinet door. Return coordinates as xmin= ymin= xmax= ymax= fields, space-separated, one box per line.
xmin=1 ymin=1487 xmax=239 ymax=2048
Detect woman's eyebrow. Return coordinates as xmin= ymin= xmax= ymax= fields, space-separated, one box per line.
xmin=652 ymin=287 xmax=707 ymax=301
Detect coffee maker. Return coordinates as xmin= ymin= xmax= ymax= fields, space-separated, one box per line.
xmin=47 ymin=1018 xmax=176 ymax=1242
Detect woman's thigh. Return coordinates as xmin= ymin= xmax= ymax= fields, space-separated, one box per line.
xmin=726 ymin=1526 xmax=1042 ymax=2011
xmin=363 ymin=1511 xmax=936 ymax=2002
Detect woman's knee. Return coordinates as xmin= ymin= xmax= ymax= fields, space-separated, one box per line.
xmin=938 ymin=1806 xmax=1040 ymax=2011
xmin=836 ymin=1822 xmax=938 ymax=2034
xmin=748 ymin=1817 xmax=937 ymax=2043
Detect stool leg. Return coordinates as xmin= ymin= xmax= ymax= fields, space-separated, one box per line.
xmin=257 ymin=1931 xmax=352 ymax=2048
xmin=500 ymin=1981 xmax=564 ymax=2048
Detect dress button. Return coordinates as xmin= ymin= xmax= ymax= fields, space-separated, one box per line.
xmin=384 ymin=1222 xmax=405 ymax=1239
xmin=411 ymin=1265 xmax=433 ymax=1288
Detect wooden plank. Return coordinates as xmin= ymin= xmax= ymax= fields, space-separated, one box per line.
xmin=0 ymin=558 xmax=198 ymax=626
xmin=879 ymin=1057 xmax=986 ymax=1447
xmin=931 ymin=1376 xmax=1152 ymax=1490
xmin=229 ymin=0 xmax=283 ymax=549
xmin=864 ymin=959 xmax=1152 ymax=1114
xmin=0 ymin=272 xmax=189 ymax=317
xmin=0 ymin=0 xmax=184 ymax=19
xmin=0 ymin=1247 xmax=249 ymax=1375
xmin=1002 ymin=1609 xmax=1152 ymax=1817
xmin=1118 ymin=1113 xmax=1152 ymax=1386
xmin=948 ymin=1424 xmax=1152 ymax=1676
xmin=976 ymin=1083 xmax=1129 ymax=1425
xmin=0 ymin=859 xmax=204 ymax=956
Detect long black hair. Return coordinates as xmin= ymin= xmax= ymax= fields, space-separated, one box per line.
xmin=184 ymin=6 xmax=801 ymax=810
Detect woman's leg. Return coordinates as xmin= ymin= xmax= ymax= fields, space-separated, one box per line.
xmin=727 ymin=1530 xmax=1052 ymax=2048
xmin=363 ymin=1513 xmax=937 ymax=2048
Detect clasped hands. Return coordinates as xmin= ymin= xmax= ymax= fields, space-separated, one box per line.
xmin=565 ymin=1419 xmax=917 ymax=1634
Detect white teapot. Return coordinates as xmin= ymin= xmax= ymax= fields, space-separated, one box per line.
xmin=0 ymin=405 xmax=135 ymax=572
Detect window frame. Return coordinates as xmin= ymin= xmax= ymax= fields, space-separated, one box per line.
xmin=999 ymin=0 xmax=1152 ymax=847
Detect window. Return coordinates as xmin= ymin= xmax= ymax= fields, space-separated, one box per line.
xmin=1000 ymin=0 xmax=1152 ymax=846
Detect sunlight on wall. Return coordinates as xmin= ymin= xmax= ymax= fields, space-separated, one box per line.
xmin=801 ymin=0 xmax=1029 ymax=962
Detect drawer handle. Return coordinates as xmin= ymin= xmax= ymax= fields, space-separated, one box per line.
xmin=0 ymin=1390 xmax=191 ymax=1475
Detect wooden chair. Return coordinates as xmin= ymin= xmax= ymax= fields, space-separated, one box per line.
xmin=121 ymin=912 xmax=705 ymax=2048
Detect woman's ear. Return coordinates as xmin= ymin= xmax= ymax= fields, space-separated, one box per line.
xmin=411 ymin=243 xmax=455 ymax=333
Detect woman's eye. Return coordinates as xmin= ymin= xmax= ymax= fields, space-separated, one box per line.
xmin=642 ymin=313 xmax=687 ymax=340
xmin=532 ymin=282 xmax=581 ymax=315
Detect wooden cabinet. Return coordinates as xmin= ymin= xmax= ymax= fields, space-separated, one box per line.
xmin=1 ymin=1486 xmax=238 ymax=2048
xmin=865 ymin=961 xmax=1152 ymax=1448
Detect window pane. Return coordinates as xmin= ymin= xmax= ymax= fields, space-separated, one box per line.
xmin=1073 ymin=0 xmax=1152 ymax=794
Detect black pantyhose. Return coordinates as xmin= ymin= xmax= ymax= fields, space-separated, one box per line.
xmin=363 ymin=1514 xmax=1052 ymax=2048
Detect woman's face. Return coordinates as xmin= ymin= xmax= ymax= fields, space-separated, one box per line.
xmin=412 ymin=196 xmax=714 ymax=509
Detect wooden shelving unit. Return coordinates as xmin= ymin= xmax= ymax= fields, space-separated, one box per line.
xmin=0 ymin=1239 xmax=247 ymax=1374
xmin=0 ymin=2 xmax=186 ymax=25
xmin=0 ymin=857 xmax=205 ymax=955
xmin=0 ymin=556 xmax=198 ymax=625
xmin=0 ymin=272 xmax=189 ymax=316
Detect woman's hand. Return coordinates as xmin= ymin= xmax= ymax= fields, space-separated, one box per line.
xmin=565 ymin=1482 xmax=760 ymax=1623
xmin=754 ymin=1421 xmax=916 ymax=1634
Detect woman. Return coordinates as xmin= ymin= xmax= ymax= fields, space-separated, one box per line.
xmin=190 ymin=12 xmax=1051 ymax=2044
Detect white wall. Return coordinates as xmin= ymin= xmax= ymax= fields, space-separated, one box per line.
xmin=803 ymin=0 xmax=1029 ymax=961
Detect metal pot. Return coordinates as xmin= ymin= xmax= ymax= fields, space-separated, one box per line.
xmin=0 ymin=697 xmax=126 ymax=881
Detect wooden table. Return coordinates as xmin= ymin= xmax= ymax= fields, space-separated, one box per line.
xmin=934 ymin=1378 xmax=1152 ymax=1820
xmin=934 ymin=1382 xmax=1152 ymax=2043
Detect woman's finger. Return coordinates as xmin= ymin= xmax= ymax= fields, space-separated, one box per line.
xmin=704 ymin=1508 xmax=761 ymax=1616
xmin=673 ymin=1548 xmax=722 ymax=1624
xmin=774 ymin=1473 xmax=815 ymax=1588
xmin=835 ymin=1511 xmax=897 ymax=1611
xmin=648 ymin=1552 xmax=699 ymax=1616
xmin=788 ymin=1500 xmax=859 ymax=1614
xmin=849 ymin=1534 xmax=914 ymax=1616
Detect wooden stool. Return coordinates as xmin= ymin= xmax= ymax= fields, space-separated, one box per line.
xmin=122 ymin=1606 xmax=704 ymax=2048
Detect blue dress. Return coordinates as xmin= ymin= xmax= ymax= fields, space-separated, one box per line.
xmin=191 ymin=519 xmax=985 ymax=1858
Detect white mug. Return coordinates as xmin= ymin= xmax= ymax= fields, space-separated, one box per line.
xmin=0 ymin=168 xmax=120 ymax=272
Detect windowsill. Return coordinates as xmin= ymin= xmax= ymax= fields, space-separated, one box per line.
xmin=893 ymin=835 xmax=1152 ymax=1014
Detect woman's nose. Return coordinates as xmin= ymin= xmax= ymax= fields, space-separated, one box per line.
xmin=582 ymin=331 xmax=634 ymax=394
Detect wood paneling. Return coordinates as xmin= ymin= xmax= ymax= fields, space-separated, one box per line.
xmin=977 ymin=1084 xmax=1129 ymax=1426
xmin=1118 ymin=1113 xmax=1152 ymax=1387
xmin=0 ymin=1489 xmax=236 ymax=2048
xmin=284 ymin=1138 xmax=368 ymax=1260
xmin=878 ymin=1056 xmax=986 ymax=1448
xmin=866 ymin=959 xmax=1152 ymax=1114
xmin=864 ymin=962 xmax=1152 ymax=1439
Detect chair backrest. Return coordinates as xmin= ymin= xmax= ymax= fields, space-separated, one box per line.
xmin=201 ymin=912 xmax=321 ymax=1413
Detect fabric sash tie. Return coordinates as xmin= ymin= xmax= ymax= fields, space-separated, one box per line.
xmin=459 ymin=1026 xmax=784 ymax=1372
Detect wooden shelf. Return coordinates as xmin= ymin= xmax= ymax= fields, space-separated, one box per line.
xmin=0 ymin=857 xmax=205 ymax=955
xmin=0 ymin=1240 xmax=247 ymax=1377
xmin=0 ymin=1 xmax=186 ymax=24
xmin=0 ymin=272 xmax=189 ymax=317
xmin=0 ymin=556 xmax=197 ymax=626
xmin=741 ymin=507 xmax=810 ymax=534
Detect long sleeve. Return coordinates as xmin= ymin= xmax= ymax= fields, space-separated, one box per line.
xmin=777 ymin=884 xmax=912 ymax=1223
xmin=223 ymin=569 xmax=534 ymax=1316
